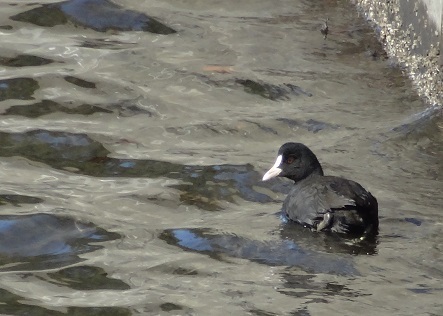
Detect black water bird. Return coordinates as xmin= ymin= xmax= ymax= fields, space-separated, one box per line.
xmin=263 ymin=142 xmax=378 ymax=236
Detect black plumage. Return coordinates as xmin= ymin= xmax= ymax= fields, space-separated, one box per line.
xmin=263 ymin=142 xmax=378 ymax=236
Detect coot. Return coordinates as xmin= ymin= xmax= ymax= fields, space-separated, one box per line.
xmin=263 ymin=142 xmax=378 ymax=236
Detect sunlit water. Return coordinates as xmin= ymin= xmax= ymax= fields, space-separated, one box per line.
xmin=0 ymin=0 xmax=442 ymax=315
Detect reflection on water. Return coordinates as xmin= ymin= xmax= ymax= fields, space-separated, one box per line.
xmin=386 ymin=115 xmax=443 ymax=179
xmin=276 ymin=118 xmax=341 ymax=133
xmin=175 ymin=71 xmax=313 ymax=101
xmin=277 ymin=271 xmax=368 ymax=306
xmin=159 ymin=228 xmax=358 ymax=275
xmin=0 ymin=213 xmax=120 ymax=271
xmin=279 ymin=219 xmax=378 ymax=255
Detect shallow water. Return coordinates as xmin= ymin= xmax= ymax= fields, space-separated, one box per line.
xmin=0 ymin=0 xmax=442 ymax=315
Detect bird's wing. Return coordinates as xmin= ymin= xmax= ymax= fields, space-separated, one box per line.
xmin=282 ymin=182 xmax=353 ymax=226
xmin=323 ymin=177 xmax=378 ymax=234
xmin=326 ymin=177 xmax=377 ymax=211
xmin=282 ymin=177 xmax=377 ymax=232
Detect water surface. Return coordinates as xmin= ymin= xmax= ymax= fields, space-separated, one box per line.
xmin=0 ymin=0 xmax=442 ymax=315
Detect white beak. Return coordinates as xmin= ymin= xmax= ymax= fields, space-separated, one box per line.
xmin=262 ymin=155 xmax=283 ymax=181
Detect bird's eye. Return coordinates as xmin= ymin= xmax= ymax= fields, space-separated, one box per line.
xmin=286 ymin=156 xmax=296 ymax=164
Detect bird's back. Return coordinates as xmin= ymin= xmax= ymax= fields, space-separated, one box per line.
xmin=282 ymin=175 xmax=378 ymax=235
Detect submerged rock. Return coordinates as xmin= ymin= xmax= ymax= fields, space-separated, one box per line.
xmin=64 ymin=76 xmax=96 ymax=89
xmin=10 ymin=0 xmax=177 ymax=34
xmin=48 ymin=265 xmax=130 ymax=290
xmin=0 ymin=130 xmax=285 ymax=209
xmin=0 ymin=54 xmax=55 ymax=67
xmin=3 ymin=99 xmax=112 ymax=118
xmin=235 ymin=79 xmax=313 ymax=100
xmin=0 ymin=78 xmax=39 ymax=101
xmin=0 ymin=194 xmax=43 ymax=206
xmin=0 ymin=213 xmax=121 ymax=271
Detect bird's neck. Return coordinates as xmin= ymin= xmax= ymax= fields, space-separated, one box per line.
xmin=292 ymin=165 xmax=324 ymax=183
xmin=313 ymin=165 xmax=324 ymax=176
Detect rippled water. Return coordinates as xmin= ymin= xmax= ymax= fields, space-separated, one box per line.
xmin=0 ymin=0 xmax=442 ymax=315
